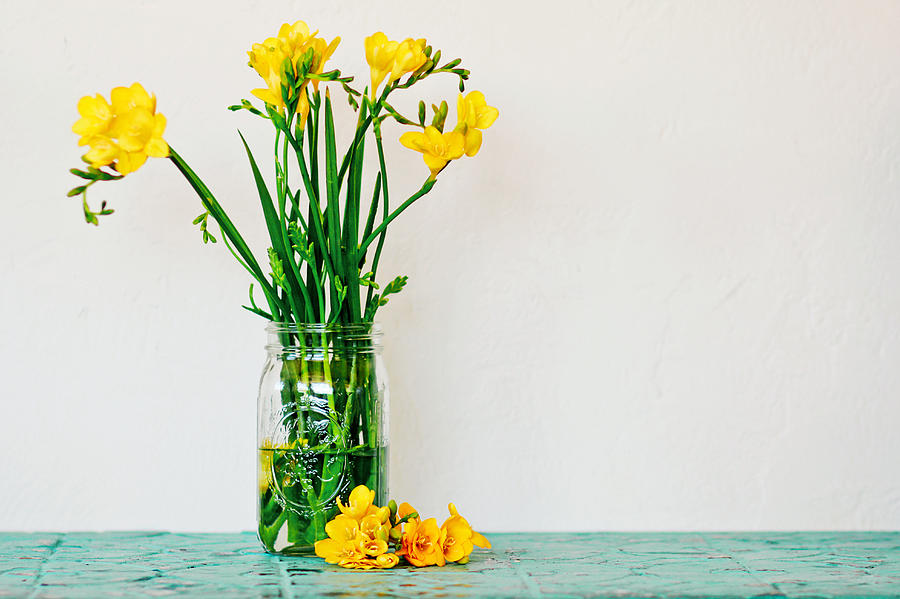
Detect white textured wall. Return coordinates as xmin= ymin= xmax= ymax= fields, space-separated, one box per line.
xmin=2 ymin=0 xmax=900 ymax=532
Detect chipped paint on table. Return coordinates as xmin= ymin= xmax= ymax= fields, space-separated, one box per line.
xmin=1 ymin=532 xmax=899 ymax=597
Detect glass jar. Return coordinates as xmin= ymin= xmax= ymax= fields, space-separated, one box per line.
xmin=256 ymin=323 xmax=389 ymax=554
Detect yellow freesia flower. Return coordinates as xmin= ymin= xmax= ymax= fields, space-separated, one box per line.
xmin=336 ymin=484 xmax=376 ymax=520
xmin=359 ymin=535 xmax=389 ymax=557
xmin=111 ymin=82 xmax=156 ymax=115
xmin=365 ymin=33 xmax=427 ymax=98
xmin=314 ymin=514 xmax=362 ymax=564
xmin=375 ymin=553 xmax=399 ymax=568
xmin=72 ymin=94 xmax=113 ymax=144
xmin=454 ymin=91 xmax=499 ymax=157
xmin=390 ymin=38 xmax=427 ymax=84
xmin=110 ymin=86 xmax=168 ymax=167
xmin=315 ymin=487 xmax=401 ymax=570
xmin=399 ymin=517 xmax=445 ymax=567
xmin=366 ymin=504 xmax=391 ymax=524
xmin=360 ymin=513 xmax=390 ymax=540
xmin=365 ymin=32 xmax=399 ymax=97
xmin=440 ymin=503 xmax=491 ymax=564
xmin=82 ymin=136 xmax=118 ymax=170
xmin=248 ymin=21 xmax=339 ymax=126
xmin=72 ymin=83 xmax=168 ymax=175
xmin=399 ymin=126 xmax=465 ymax=180
xmin=276 ymin=20 xmax=311 ymax=46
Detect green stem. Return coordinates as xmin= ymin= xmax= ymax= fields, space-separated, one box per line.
xmin=359 ymin=179 xmax=436 ymax=256
xmin=285 ymin=128 xmax=338 ymax=294
xmin=365 ymin=122 xmax=392 ymax=311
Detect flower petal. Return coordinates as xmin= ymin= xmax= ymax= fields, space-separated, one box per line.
xmin=475 ymin=106 xmax=499 ymax=130
xmin=464 ymin=129 xmax=482 ymax=157
xmin=145 ymin=138 xmax=169 ymax=158
xmin=423 ymin=152 xmax=447 ymax=174
xmin=399 ymin=131 xmax=427 ymax=151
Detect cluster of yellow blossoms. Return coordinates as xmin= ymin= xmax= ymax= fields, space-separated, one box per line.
xmin=314 ymin=485 xmax=490 ymax=570
xmin=72 ymin=83 xmax=168 ymax=175
xmin=364 ymin=32 xmax=428 ymax=98
xmin=71 ymin=21 xmax=498 ymax=201
xmin=400 ymin=91 xmax=499 ymax=180
xmin=247 ymin=21 xmax=340 ymax=125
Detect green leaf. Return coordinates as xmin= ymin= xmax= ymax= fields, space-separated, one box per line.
xmin=167 ymin=145 xmax=287 ymax=320
xmin=67 ymin=185 xmax=87 ymax=197
xmin=324 ymin=91 xmax=345 ymax=309
xmin=242 ymin=304 xmax=274 ymax=319
xmin=69 ymin=168 xmax=94 ymax=180
xmin=238 ymin=130 xmax=304 ymax=318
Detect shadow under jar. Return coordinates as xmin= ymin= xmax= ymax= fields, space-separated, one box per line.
xmin=257 ymin=322 xmax=389 ymax=555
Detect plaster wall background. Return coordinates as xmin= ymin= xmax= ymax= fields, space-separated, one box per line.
xmin=1 ymin=0 xmax=899 ymax=531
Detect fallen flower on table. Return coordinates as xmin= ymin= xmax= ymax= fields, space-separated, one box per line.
xmin=314 ymin=485 xmax=490 ymax=569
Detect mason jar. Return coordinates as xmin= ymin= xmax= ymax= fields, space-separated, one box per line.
xmin=256 ymin=323 xmax=389 ymax=554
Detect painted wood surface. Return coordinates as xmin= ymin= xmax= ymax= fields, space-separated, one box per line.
xmin=1 ymin=532 xmax=899 ymax=597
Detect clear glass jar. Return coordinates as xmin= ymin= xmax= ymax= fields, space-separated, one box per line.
xmin=256 ymin=323 xmax=389 ymax=555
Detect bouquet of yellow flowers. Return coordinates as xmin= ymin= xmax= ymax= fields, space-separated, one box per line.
xmin=67 ymin=19 xmax=497 ymax=556
xmin=314 ymin=485 xmax=490 ymax=569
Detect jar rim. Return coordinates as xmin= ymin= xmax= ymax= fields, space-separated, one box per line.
xmin=265 ymin=321 xmax=382 ymax=335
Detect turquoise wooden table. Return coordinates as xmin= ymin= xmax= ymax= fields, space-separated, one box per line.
xmin=1 ymin=532 xmax=899 ymax=598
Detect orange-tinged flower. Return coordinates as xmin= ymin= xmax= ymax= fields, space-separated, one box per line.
xmin=399 ymin=126 xmax=465 ymax=180
xmin=397 ymin=502 xmax=418 ymax=523
xmin=398 ymin=517 xmax=446 ymax=567
xmin=337 ymin=485 xmax=375 ymax=520
xmin=440 ymin=503 xmax=491 ymax=563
